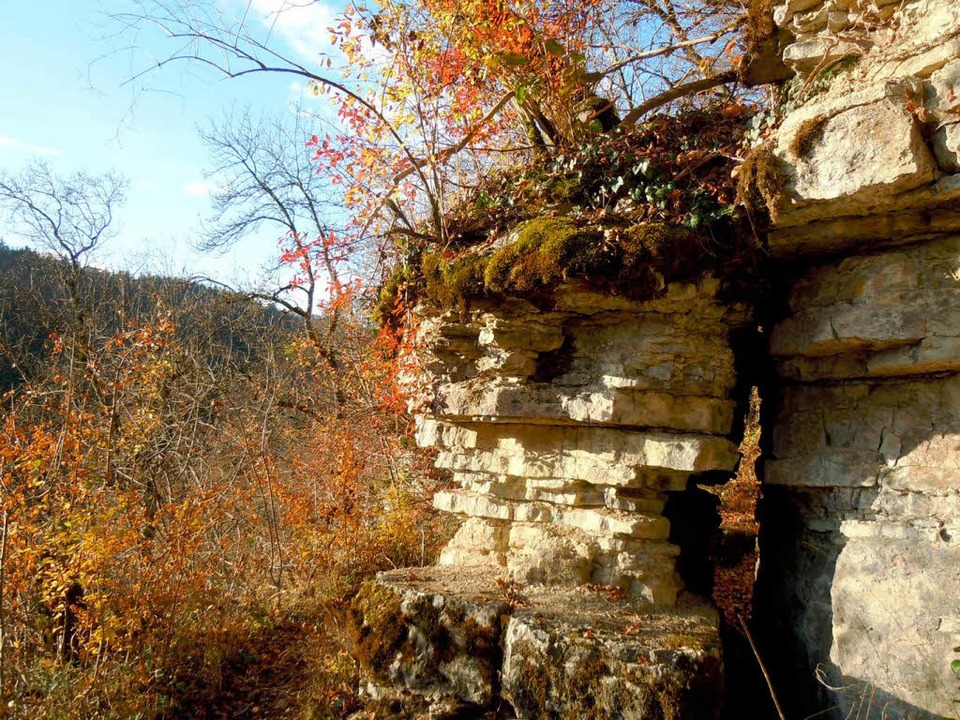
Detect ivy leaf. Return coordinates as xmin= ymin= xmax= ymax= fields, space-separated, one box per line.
xmin=544 ymin=39 xmax=565 ymax=56
xmin=500 ymin=52 xmax=529 ymax=67
xmin=587 ymin=119 xmax=604 ymax=134
xmin=952 ymin=658 xmax=960 ymax=674
xmin=633 ymin=159 xmax=651 ymax=177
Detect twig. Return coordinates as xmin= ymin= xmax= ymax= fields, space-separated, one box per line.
xmin=0 ymin=509 xmax=8 ymax=700
xmin=392 ymin=91 xmax=516 ymax=184
xmin=740 ymin=614 xmax=787 ymax=720
xmin=582 ymin=18 xmax=744 ymax=83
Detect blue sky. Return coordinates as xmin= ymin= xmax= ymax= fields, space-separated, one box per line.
xmin=0 ymin=0 xmax=344 ymax=284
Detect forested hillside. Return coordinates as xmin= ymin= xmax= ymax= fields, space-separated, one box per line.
xmin=0 ymin=239 xmax=450 ymax=718
xmin=0 ymin=242 xmax=290 ymax=393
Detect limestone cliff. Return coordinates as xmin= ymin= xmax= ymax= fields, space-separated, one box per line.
xmin=347 ymin=1 xmax=960 ymax=718
xmin=751 ymin=1 xmax=960 ymax=718
xmin=352 ymin=249 xmax=750 ymax=717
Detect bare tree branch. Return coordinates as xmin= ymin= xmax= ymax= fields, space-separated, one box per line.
xmin=582 ymin=18 xmax=743 ymax=83
xmin=620 ymin=70 xmax=738 ymax=126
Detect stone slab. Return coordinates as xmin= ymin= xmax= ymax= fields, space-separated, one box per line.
xmin=773 ymin=97 xmax=936 ymax=225
xmin=350 ymin=568 xmax=722 ymax=719
xmin=349 ymin=568 xmax=511 ymax=712
xmin=502 ymin=588 xmax=721 ymax=720
xmin=831 ymin=535 xmax=960 ymax=719
xmin=434 ymin=381 xmax=735 ymax=434
xmin=420 ymin=420 xmax=740 ymax=482
xmin=433 ymin=490 xmax=672 ymax=540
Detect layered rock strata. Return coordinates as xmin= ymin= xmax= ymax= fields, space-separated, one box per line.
xmin=754 ymin=1 xmax=960 ymax=717
xmin=349 ymin=2 xmax=960 ymax=716
xmin=414 ymin=279 xmax=748 ymax=607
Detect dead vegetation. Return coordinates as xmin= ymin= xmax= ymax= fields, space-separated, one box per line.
xmin=736 ymin=143 xmax=787 ymax=222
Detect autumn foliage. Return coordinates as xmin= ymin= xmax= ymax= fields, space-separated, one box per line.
xmin=0 ymin=245 xmax=448 ymax=718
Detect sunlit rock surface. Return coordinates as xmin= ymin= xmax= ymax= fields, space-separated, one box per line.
xmin=411 ymin=281 xmax=748 ymax=608
xmin=755 ymin=1 xmax=960 ymax=717
xmin=349 ymin=276 xmax=748 ymax=716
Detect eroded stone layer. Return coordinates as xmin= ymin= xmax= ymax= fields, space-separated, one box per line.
xmin=411 ymin=279 xmax=748 ymax=606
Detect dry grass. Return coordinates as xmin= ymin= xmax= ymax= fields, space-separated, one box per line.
xmin=710 ymin=388 xmax=761 ymax=625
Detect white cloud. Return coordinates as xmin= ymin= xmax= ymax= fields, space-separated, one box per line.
xmin=0 ymin=135 xmax=61 ymax=156
xmin=183 ymin=180 xmax=221 ymax=197
xmin=246 ymin=0 xmax=338 ymax=64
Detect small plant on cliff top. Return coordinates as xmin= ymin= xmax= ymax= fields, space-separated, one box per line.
xmin=443 ymin=108 xmax=749 ymax=246
xmin=496 ymin=578 xmax=529 ymax=609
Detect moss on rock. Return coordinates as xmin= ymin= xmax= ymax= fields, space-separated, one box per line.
xmin=740 ymin=0 xmax=794 ymax=86
xmin=349 ymin=580 xmax=408 ymax=680
xmin=348 ymin=572 xmax=512 ymax=710
xmin=422 ymin=251 xmax=489 ymax=309
xmin=790 ymin=116 xmax=828 ymax=159
xmin=418 ymin=217 xmax=719 ymax=310
xmin=736 ymin=143 xmax=786 ymax=222
xmin=483 ymin=217 xmax=603 ymax=295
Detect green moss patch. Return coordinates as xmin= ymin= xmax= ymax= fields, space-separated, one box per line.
xmin=418 ymin=217 xmax=718 ymax=309
xmin=483 ymin=217 xmax=604 ymax=295
xmin=422 ymin=251 xmax=489 ymax=309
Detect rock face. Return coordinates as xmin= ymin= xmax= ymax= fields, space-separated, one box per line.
xmin=414 ymin=279 xmax=748 ymax=607
xmin=348 ymin=2 xmax=960 ymax=717
xmin=350 ymin=277 xmax=749 ymax=717
xmin=754 ymin=1 xmax=960 ymax=718
xmin=762 ymin=0 xmax=960 ymax=255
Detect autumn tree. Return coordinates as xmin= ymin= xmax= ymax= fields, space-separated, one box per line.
xmin=194 ymin=103 xmax=446 ymax=585
xmin=0 ymin=163 xmax=444 ymax=716
xmin=121 ymin=0 xmax=752 ymax=270
xmin=197 ymin=107 xmax=362 ymax=416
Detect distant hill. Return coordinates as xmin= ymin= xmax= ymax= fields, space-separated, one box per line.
xmin=0 ymin=242 xmax=293 ymax=393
